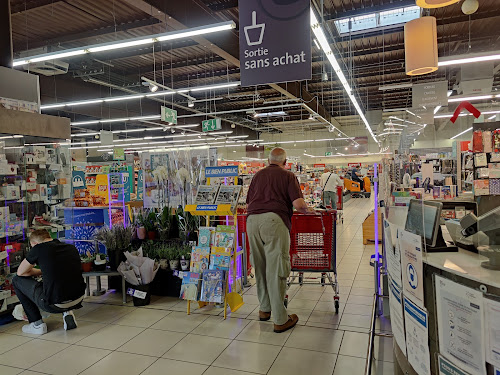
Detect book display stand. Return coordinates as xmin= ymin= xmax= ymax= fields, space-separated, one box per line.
xmin=184 ymin=166 xmax=244 ymax=319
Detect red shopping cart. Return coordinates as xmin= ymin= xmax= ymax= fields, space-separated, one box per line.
xmin=285 ymin=210 xmax=340 ymax=313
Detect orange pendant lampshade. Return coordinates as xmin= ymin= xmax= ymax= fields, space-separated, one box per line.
xmin=404 ymin=16 xmax=438 ymax=76
xmin=416 ymin=0 xmax=460 ymax=8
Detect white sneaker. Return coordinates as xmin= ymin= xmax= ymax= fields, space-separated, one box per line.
xmin=63 ymin=311 xmax=77 ymax=331
xmin=22 ymin=322 xmax=47 ymax=335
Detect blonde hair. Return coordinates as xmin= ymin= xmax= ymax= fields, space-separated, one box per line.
xmin=30 ymin=229 xmax=52 ymax=243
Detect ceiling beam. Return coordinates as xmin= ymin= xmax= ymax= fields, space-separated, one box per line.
xmin=324 ymin=0 xmax=416 ymax=21
xmin=10 ymin=0 xmax=59 ymax=14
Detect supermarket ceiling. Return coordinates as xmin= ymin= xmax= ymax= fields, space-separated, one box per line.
xmin=9 ymin=0 xmax=500 ymax=140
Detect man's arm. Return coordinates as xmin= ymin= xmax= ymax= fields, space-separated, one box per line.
xmin=293 ymin=198 xmax=315 ymax=214
xmin=17 ymin=259 xmax=42 ymax=277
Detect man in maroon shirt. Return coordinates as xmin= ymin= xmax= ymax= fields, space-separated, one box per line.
xmin=246 ymin=147 xmax=313 ymax=333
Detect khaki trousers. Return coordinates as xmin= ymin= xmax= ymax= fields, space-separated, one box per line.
xmin=247 ymin=212 xmax=291 ymax=325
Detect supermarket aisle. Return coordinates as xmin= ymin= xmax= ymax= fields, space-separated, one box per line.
xmin=0 ymin=197 xmax=394 ymax=375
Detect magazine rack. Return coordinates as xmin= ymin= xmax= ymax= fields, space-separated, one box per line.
xmin=184 ymin=169 xmax=244 ymax=319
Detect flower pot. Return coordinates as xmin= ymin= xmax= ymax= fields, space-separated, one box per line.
xmin=93 ymin=261 xmax=106 ymax=271
xmin=131 ymin=283 xmax=151 ymax=306
xmin=137 ymin=227 xmax=146 ymax=240
xmin=81 ymin=262 xmax=93 ymax=272
xmin=147 ymin=231 xmax=156 ymax=240
xmin=180 ymin=257 xmax=189 ymax=271
xmin=159 ymin=259 xmax=169 ymax=270
xmin=169 ymin=259 xmax=179 ymax=270
xmin=108 ymin=250 xmax=124 ymax=271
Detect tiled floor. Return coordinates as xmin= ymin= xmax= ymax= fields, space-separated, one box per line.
xmin=0 ymin=197 xmax=394 ymax=375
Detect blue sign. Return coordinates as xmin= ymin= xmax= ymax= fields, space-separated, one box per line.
xmin=196 ymin=205 xmax=218 ymax=211
xmin=72 ymin=171 xmax=86 ymax=192
xmin=407 ymin=263 xmax=418 ymax=290
xmin=205 ymin=166 xmax=239 ymax=177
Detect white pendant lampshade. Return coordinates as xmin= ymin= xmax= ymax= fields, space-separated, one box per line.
xmin=462 ymin=0 xmax=479 ymax=15
xmin=416 ymin=0 xmax=460 ymax=8
xmin=404 ymin=16 xmax=438 ymax=76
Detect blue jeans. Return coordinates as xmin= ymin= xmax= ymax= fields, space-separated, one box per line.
xmin=323 ymin=191 xmax=337 ymax=209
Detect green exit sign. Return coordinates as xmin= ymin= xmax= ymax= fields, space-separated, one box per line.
xmin=325 ymin=152 xmax=333 ymax=156
xmin=202 ymin=118 xmax=222 ymax=132
xmin=161 ymin=106 xmax=177 ymax=125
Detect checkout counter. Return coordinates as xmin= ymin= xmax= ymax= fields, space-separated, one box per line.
xmin=385 ymin=202 xmax=500 ymax=375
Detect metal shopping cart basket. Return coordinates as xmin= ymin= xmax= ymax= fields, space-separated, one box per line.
xmin=285 ymin=210 xmax=340 ymax=313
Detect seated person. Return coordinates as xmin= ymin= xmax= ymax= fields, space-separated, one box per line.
xmin=12 ymin=229 xmax=86 ymax=335
xmin=351 ymin=167 xmax=364 ymax=190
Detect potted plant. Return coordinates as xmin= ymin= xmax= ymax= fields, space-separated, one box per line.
xmin=94 ymin=224 xmax=135 ymax=270
xmin=81 ymin=254 xmax=94 ymax=272
xmin=145 ymin=211 xmax=157 ymax=240
xmin=157 ymin=206 xmax=171 ymax=241
xmin=167 ymin=246 xmax=180 ymax=270
xmin=180 ymin=244 xmax=191 ymax=271
xmin=158 ymin=245 xmax=169 ymax=270
xmin=136 ymin=211 xmax=147 ymax=240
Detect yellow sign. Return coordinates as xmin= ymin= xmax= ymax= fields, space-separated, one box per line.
xmin=95 ymin=174 xmax=109 ymax=204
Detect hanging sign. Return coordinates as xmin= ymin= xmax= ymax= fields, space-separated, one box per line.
xmin=71 ymin=171 xmax=86 ymax=192
xmin=412 ymin=80 xmax=448 ymax=108
xmin=435 ymin=275 xmax=486 ymax=375
xmin=161 ymin=106 xmax=177 ymax=124
xmin=113 ymin=148 xmax=125 ymax=161
xmin=205 ymin=166 xmax=239 ymax=177
xmin=239 ymin=0 xmax=311 ymax=86
xmin=202 ymin=118 xmax=222 ymax=132
xmin=137 ymin=170 xmax=144 ymax=200
xmin=325 ymin=152 xmax=333 ymax=156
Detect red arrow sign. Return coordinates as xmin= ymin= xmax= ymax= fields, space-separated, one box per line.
xmin=450 ymin=101 xmax=481 ymax=123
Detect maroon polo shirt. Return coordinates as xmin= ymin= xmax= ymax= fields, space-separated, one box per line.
xmin=246 ymin=164 xmax=303 ymax=230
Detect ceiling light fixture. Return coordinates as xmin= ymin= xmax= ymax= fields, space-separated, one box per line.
xmin=450 ymin=127 xmax=473 ymax=139
xmin=190 ymin=82 xmax=240 ymax=92
xmin=448 ymin=95 xmax=493 ymax=103
xmin=13 ymin=21 xmax=236 ymax=67
xmin=311 ymin=10 xmax=377 ymax=143
xmin=438 ymin=51 xmax=500 ymax=67
xmin=149 ymin=84 xmax=158 ymax=93
xmin=188 ymin=100 xmax=194 ymax=108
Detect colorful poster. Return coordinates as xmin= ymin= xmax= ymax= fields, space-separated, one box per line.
xmin=404 ymin=296 xmax=431 ymax=375
xmin=484 ymin=298 xmax=500 ymax=369
xmin=95 ymin=174 xmax=109 ymax=204
xmin=435 ymin=275 xmax=485 ymax=375
xmin=137 ymin=170 xmax=144 ymax=200
xmin=388 ymin=276 xmax=406 ymax=354
xmin=399 ymin=228 xmax=424 ymax=308
xmin=113 ymin=148 xmax=125 ymax=161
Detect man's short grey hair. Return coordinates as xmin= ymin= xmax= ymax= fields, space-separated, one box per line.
xmin=269 ymin=147 xmax=287 ymax=164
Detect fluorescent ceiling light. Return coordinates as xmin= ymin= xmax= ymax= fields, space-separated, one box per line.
xmin=254 ymin=111 xmax=287 ymax=118
xmin=190 ymin=82 xmax=240 ymax=92
xmin=13 ymin=21 xmax=236 ymax=67
xmin=313 ymin=39 xmax=320 ymax=49
xmin=228 ymin=135 xmax=249 ymax=139
xmin=379 ymin=83 xmax=412 ymax=91
xmin=488 ymin=115 xmax=496 ymax=120
xmin=176 ymin=124 xmax=200 ymax=129
xmin=71 ymin=120 xmax=100 ymax=125
xmin=100 ymin=117 xmax=130 ymax=123
xmin=448 ymin=95 xmax=493 ymax=103
xmin=434 ymin=106 xmax=442 ymax=114
xmin=104 ymin=95 xmax=145 ymax=102
xmin=438 ymin=53 xmax=500 ymax=67
xmin=388 ymin=116 xmax=416 ymax=124
xmin=206 ymin=131 xmax=233 ymax=135
xmin=311 ymin=10 xmax=377 ymax=143
xmin=450 ymin=127 xmax=473 ymax=139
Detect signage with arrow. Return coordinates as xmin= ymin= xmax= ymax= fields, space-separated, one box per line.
xmin=202 ymin=118 xmax=222 ymax=132
xmin=161 ymin=106 xmax=177 ymax=124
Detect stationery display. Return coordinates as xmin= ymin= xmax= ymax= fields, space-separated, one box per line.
xmin=200 ymin=269 xmax=225 ymax=303
xmin=194 ymin=185 xmax=220 ymax=204
xmin=190 ymin=247 xmax=210 ymax=273
xmin=180 ymin=272 xmax=201 ymax=301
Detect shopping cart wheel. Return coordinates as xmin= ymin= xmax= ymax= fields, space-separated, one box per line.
xmin=320 ymin=273 xmax=326 ymax=286
xmin=284 ymin=297 xmax=288 ymax=308
xmin=299 ymin=273 xmax=304 ymax=285
xmin=335 ymin=300 xmax=340 ymax=314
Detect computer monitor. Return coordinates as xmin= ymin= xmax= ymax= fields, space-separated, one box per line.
xmin=405 ymin=200 xmax=442 ymax=247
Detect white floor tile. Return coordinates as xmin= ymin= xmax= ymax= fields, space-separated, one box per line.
xmin=339 ymin=331 xmax=369 ymax=358
xmin=285 ymin=325 xmax=344 ymax=354
xmin=79 ymin=351 xmax=156 ymax=375
xmin=39 ymin=320 xmax=106 ymax=345
xmin=150 ymin=311 xmax=208 ymax=333
xmin=78 ymin=304 xmax=135 ymax=324
xmin=164 ymin=334 xmax=231 ymax=365
xmin=203 ymin=366 xmax=257 ymax=375
xmin=0 ymin=365 xmax=24 ymax=375
xmin=30 ymin=345 xmax=110 ymax=375
xmin=0 ymin=339 xmax=68 ymax=369
xmin=117 ymin=328 xmax=186 ymax=357
xmin=112 ymin=308 xmax=169 ymax=328
xmin=77 ymin=324 xmax=144 ymax=350
xmin=0 ymin=334 xmax=32 ymax=355
xmin=141 ymin=358 xmax=207 ymax=375
xmin=213 ymin=340 xmax=281 ymax=374
xmin=269 ymin=347 xmax=337 ymax=375
xmin=334 ymin=354 xmax=366 ymax=374
xmin=191 ymin=316 xmax=249 ymax=339
xmin=235 ymin=320 xmax=291 ymax=346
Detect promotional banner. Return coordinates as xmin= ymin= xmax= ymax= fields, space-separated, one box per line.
xmin=95 ymin=174 xmax=109 ymax=204
xmin=435 ymin=275 xmax=486 ymax=375
xmin=388 ymin=276 xmax=406 ymax=354
xmin=71 ymin=171 xmax=86 ymax=192
xmin=137 ymin=170 xmax=144 ymax=200
xmin=239 ymin=0 xmax=311 ymax=86
xmin=404 ymin=296 xmax=431 ymax=375
xmin=399 ymin=228 xmax=424 ymax=308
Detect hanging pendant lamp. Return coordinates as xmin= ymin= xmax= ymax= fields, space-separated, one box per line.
xmin=404 ymin=16 xmax=438 ymax=76
xmin=416 ymin=0 xmax=460 ymax=8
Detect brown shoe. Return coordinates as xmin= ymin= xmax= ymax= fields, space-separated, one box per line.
xmin=274 ymin=314 xmax=298 ymax=333
xmin=259 ymin=311 xmax=271 ymax=321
